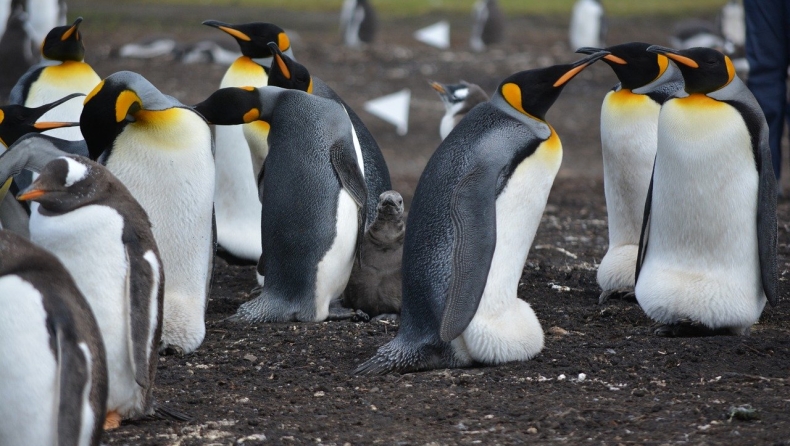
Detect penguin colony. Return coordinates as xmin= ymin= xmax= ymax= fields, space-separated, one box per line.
xmin=0 ymin=1 xmax=777 ymax=442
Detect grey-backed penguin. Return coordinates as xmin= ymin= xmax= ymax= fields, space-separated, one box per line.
xmin=0 ymin=229 xmax=107 ymax=446
xmin=635 ymin=46 xmax=777 ymax=336
xmin=81 ymin=71 xmax=215 ymax=354
xmin=340 ymin=0 xmax=377 ymax=47
xmin=203 ymin=20 xmax=294 ymax=262
xmin=569 ymin=0 xmax=605 ymax=50
xmin=355 ymin=52 xmax=610 ymax=375
xmin=266 ymin=42 xmax=391 ymax=226
xmin=470 ymin=0 xmax=506 ymax=52
xmin=14 ymin=154 xmax=163 ymax=429
xmin=575 ymin=43 xmax=684 ymax=304
xmin=194 ymin=86 xmax=367 ymax=323
xmin=429 ymin=80 xmax=489 ymax=140
xmin=0 ymin=3 xmax=34 ymax=100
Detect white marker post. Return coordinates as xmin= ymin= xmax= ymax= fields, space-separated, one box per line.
xmin=363 ymin=89 xmax=411 ymax=136
xmin=414 ymin=20 xmax=450 ymax=49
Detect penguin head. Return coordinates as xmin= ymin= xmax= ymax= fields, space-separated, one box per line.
xmin=0 ymin=93 xmax=83 ymax=147
xmin=17 ymin=156 xmax=108 ymax=212
xmin=81 ymin=71 xmax=182 ymax=160
xmin=266 ymin=42 xmax=313 ymax=93
xmin=576 ymin=42 xmax=670 ymax=90
xmin=193 ymin=87 xmax=267 ymax=126
xmin=376 ymin=190 xmax=404 ymax=220
xmin=41 ymin=17 xmax=85 ymax=62
xmin=202 ymin=20 xmax=291 ymax=60
xmin=430 ymin=81 xmax=472 ymax=106
xmin=646 ymin=45 xmax=735 ymax=94
xmin=496 ymin=51 xmax=609 ymax=121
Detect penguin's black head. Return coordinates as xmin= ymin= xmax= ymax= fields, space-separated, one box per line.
xmin=17 ymin=156 xmax=107 ymax=212
xmin=498 ymin=51 xmax=609 ymax=121
xmin=577 ymin=42 xmax=670 ymax=90
xmin=266 ymin=42 xmax=313 ymax=93
xmin=376 ymin=190 xmax=404 ymax=219
xmin=0 ymin=93 xmax=83 ymax=147
xmin=41 ymin=17 xmax=85 ymax=62
xmin=646 ymin=45 xmax=735 ymax=94
xmin=193 ymin=87 xmax=266 ymax=126
xmin=430 ymin=81 xmax=471 ymax=105
xmin=203 ymin=20 xmax=290 ymax=59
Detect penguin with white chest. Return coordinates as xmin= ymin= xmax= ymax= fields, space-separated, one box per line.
xmin=635 ymin=46 xmax=777 ymax=336
xmin=576 ymin=43 xmax=684 ymax=303
xmin=0 ymin=229 xmax=108 ymax=446
xmin=203 ymin=20 xmax=294 ymax=262
xmin=340 ymin=0 xmax=377 ymax=47
xmin=429 ymin=80 xmax=489 ymax=140
xmin=81 ymin=71 xmax=215 ymax=354
xmin=16 ymin=154 xmax=164 ymax=429
xmin=194 ymin=86 xmax=367 ymax=323
xmin=356 ymin=52 xmax=610 ymax=375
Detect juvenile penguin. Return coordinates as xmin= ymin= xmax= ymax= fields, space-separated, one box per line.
xmin=470 ymin=0 xmax=506 ymax=52
xmin=576 ymin=43 xmax=684 ymax=303
xmin=340 ymin=0 xmax=377 ymax=47
xmin=203 ymin=20 xmax=294 ymax=262
xmin=266 ymin=42 xmax=391 ymax=225
xmin=635 ymin=46 xmax=777 ymax=336
xmin=17 ymin=155 xmax=163 ymax=428
xmin=0 ymin=229 xmax=108 ymax=446
xmin=569 ymin=0 xmax=605 ymax=50
xmin=356 ymin=52 xmax=610 ymax=375
xmin=429 ymin=80 xmax=489 ymax=140
xmin=343 ymin=190 xmax=405 ymax=319
xmin=81 ymin=71 xmax=215 ymax=354
xmin=194 ymin=86 xmax=367 ymax=323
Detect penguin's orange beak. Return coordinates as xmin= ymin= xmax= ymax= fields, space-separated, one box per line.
xmin=429 ymin=82 xmax=446 ymax=94
xmin=16 ymin=189 xmax=46 ymax=201
xmin=646 ymin=45 xmax=699 ymax=68
xmin=33 ymin=121 xmax=79 ymax=130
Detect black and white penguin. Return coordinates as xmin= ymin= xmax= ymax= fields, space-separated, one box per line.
xmin=266 ymin=42 xmax=391 ymax=226
xmin=340 ymin=0 xmax=377 ymax=48
xmin=81 ymin=71 xmax=215 ymax=354
xmin=0 ymin=3 xmax=34 ymax=100
xmin=194 ymin=86 xmax=367 ymax=323
xmin=569 ymin=0 xmax=605 ymax=50
xmin=16 ymin=154 xmax=163 ymax=429
xmin=0 ymin=229 xmax=107 ymax=446
xmin=202 ymin=20 xmax=295 ymax=262
xmin=429 ymin=80 xmax=489 ymax=140
xmin=636 ymin=46 xmax=777 ymax=336
xmin=23 ymin=0 xmax=67 ymax=51
xmin=470 ymin=0 xmax=506 ymax=52
xmin=576 ymin=43 xmax=684 ymax=303
xmin=355 ymin=52 xmax=610 ymax=375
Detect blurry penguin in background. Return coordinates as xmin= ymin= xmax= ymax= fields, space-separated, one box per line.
xmin=670 ymin=20 xmax=735 ymax=55
xmin=23 ymin=0 xmax=67 ymax=51
xmin=430 ymin=80 xmax=489 ymax=140
xmin=569 ymin=0 xmax=605 ymax=50
xmin=0 ymin=2 xmax=34 ymax=100
xmin=720 ymin=0 xmax=745 ymax=48
xmin=340 ymin=0 xmax=377 ymax=47
xmin=470 ymin=0 xmax=506 ymax=52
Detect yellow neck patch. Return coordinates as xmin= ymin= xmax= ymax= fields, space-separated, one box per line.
xmin=543 ymin=125 xmax=561 ymax=152
xmin=674 ymin=93 xmax=726 ymax=108
xmin=116 ymin=90 xmax=143 ymax=123
xmin=248 ymin=120 xmax=270 ymax=134
xmin=231 ymin=57 xmax=266 ymax=77
xmin=606 ymin=88 xmax=651 ymax=107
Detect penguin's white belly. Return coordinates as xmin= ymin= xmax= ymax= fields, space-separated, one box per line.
xmin=30 ymin=205 xmax=145 ymax=416
xmin=25 ymin=0 xmax=64 ymax=47
xmin=636 ymin=96 xmax=765 ymax=329
xmin=108 ymin=109 xmax=215 ymax=354
xmin=460 ymin=133 xmax=562 ymax=364
xmin=569 ymin=0 xmax=603 ymax=49
xmin=598 ymin=90 xmax=659 ymax=291
xmin=314 ymin=189 xmax=359 ymax=320
xmin=0 ymin=276 xmax=58 ymax=446
xmin=440 ymin=112 xmax=455 ymax=140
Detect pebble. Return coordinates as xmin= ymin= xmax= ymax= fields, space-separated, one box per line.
xmin=548 ymin=326 xmax=569 ymax=336
xmin=527 ymin=427 xmax=538 ymax=434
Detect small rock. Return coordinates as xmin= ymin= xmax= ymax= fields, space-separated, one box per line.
xmin=548 ymin=326 xmax=569 ymax=336
xmin=243 ymin=354 xmax=257 ymax=362
xmin=370 ymin=405 xmax=377 ymax=411
xmin=314 ymin=391 xmax=325 ymax=397
xmin=631 ymin=388 xmax=646 ymax=397
xmin=484 ymin=414 xmax=494 ymax=419
xmin=728 ymin=405 xmax=759 ymax=421
xmin=527 ymin=427 xmax=538 ymax=434
xmin=577 ymin=373 xmax=587 ymax=382
xmin=557 ymin=374 xmax=566 ymax=381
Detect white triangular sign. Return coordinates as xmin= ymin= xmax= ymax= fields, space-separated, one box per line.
xmin=414 ymin=21 xmax=450 ymax=49
xmin=364 ymin=89 xmax=411 ymax=135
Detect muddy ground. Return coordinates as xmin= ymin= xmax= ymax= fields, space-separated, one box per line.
xmin=59 ymin=2 xmax=790 ymax=444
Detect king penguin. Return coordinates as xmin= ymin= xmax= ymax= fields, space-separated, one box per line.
xmin=469 ymin=0 xmax=506 ymax=52
xmin=194 ymin=86 xmax=367 ymax=323
xmin=635 ymin=46 xmax=777 ymax=336
xmin=575 ymin=43 xmax=684 ymax=303
xmin=340 ymin=0 xmax=377 ymax=47
xmin=203 ymin=20 xmax=294 ymax=262
xmin=266 ymin=42 xmax=391 ymax=226
xmin=0 ymin=229 xmax=107 ymax=446
xmin=569 ymin=0 xmax=605 ymax=50
xmin=429 ymin=80 xmax=489 ymax=140
xmin=81 ymin=71 xmax=215 ymax=354
xmin=355 ymin=52 xmax=610 ymax=375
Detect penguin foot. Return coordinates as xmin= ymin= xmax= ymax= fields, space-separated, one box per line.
xmin=372 ymin=313 xmax=400 ymax=323
xmin=598 ymin=288 xmax=636 ymax=304
xmin=327 ymin=304 xmax=370 ymax=322
xmin=103 ymin=411 xmax=122 ymax=430
xmin=654 ymin=321 xmax=749 ymax=337
xmin=159 ymin=345 xmax=185 ymax=356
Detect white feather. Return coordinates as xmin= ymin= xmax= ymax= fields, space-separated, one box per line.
xmin=569 ymin=0 xmax=604 ymax=50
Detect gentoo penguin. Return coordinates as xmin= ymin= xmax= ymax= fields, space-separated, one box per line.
xmin=202 ymin=20 xmax=294 ymax=262
xmin=340 ymin=0 xmax=377 ymax=47
xmin=635 ymin=46 xmax=777 ymax=336
xmin=266 ymin=42 xmax=391 ymax=225
xmin=576 ymin=43 xmax=684 ymax=303
xmin=355 ymin=52 xmax=610 ymax=375
xmin=194 ymin=86 xmax=367 ymax=323
xmin=343 ymin=190 xmax=405 ymax=319
xmin=81 ymin=71 xmax=215 ymax=354
xmin=569 ymin=0 xmax=605 ymax=50
xmin=469 ymin=0 xmax=506 ymax=52
xmin=0 ymin=229 xmax=107 ymax=446
xmin=429 ymin=80 xmax=489 ymax=140
xmin=17 ymin=155 xmax=163 ymax=429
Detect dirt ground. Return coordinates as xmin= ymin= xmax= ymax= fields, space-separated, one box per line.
xmin=59 ymin=2 xmax=790 ymax=444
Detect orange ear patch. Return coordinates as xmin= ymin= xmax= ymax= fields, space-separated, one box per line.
xmin=278 ymin=33 xmax=291 ymax=51
xmin=243 ymin=108 xmax=260 ymax=123
xmin=115 ymin=90 xmax=143 ymax=123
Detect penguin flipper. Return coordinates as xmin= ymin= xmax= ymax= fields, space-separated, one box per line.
xmin=439 ymin=165 xmax=497 ymax=343
xmin=755 ymin=123 xmax=778 ymax=306
xmin=0 ymin=192 xmax=29 ymax=237
xmin=53 ymin=324 xmax=92 ymax=446
xmin=0 ymin=134 xmax=74 ymax=185
xmin=635 ymin=162 xmax=654 ymax=284
xmin=330 ymin=139 xmax=368 ymax=260
xmin=123 ymin=243 xmax=160 ymax=394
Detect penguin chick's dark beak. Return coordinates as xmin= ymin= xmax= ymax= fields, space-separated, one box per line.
xmin=646 ymin=45 xmax=699 ymax=68
xmin=429 ymin=81 xmax=446 ymax=94
xmin=267 ymin=42 xmax=291 ymax=79
xmin=202 ymin=20 xmax=251 ymax=42
xmin=61 ymin=17 xmax=83 ymax=40
xmin=554 ymin=51 xmax=610 ymax=87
